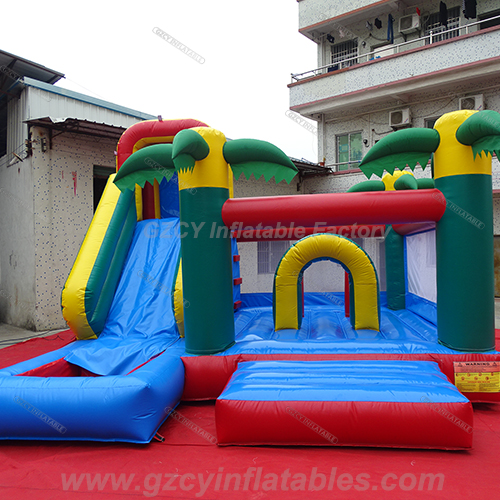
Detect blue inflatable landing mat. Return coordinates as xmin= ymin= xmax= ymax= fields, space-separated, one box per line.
xmin=216 ymin=360 xmax=474 ymax=449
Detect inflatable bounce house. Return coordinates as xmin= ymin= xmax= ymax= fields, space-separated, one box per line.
xmin=1 ymin=111 xmax=500 ymax=449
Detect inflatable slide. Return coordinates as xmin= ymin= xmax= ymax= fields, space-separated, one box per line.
xmin=0 ymin=175 xmax=187 ymax=442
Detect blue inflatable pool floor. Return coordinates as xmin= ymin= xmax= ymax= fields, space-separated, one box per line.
xmin=235 ymin=305 xmax=437 ymax=343
xmin=222 ymin=293 xmax=480 ymax=356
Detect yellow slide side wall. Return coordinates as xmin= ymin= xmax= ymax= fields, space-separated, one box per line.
xmin=61 ymin=175 xmax=136 ymax=339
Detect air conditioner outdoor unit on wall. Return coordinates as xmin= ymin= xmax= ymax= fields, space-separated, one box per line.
xmin=459 ymin=95 xmax=484 ymax=111
xmin=390 ymin=108 xmax=411 ymax=128
xmin=399 ymin=14 xmax=420 ymax=34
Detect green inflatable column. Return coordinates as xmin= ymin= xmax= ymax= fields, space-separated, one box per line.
xmin=385 ymin=226 xmax=406 ymax=310
xmin=434 ymin=111 xmax=495 ymax=352
xmin=180 ymin=187 xmax=235 ymax=354
xmin=435 ymin=174 xmax=494 ymax=351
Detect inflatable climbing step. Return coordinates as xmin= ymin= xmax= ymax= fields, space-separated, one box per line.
xmin=215 ymin=360 xmax=473 ymax=449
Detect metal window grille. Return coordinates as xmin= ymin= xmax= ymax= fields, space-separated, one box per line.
xmin=424 ymin=6 xmax=460 ymax=43
xmin=257 ymin=241 xmax=291 ymax=274
xmin=331 ymin=39 xmax=358 ymax=69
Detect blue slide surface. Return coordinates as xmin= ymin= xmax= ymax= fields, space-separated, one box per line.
xmin=65 ymin=218 xmax=182 ymax=376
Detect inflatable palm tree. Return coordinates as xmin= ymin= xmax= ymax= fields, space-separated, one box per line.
xmin=115 ymin=126 xmax=297 ymax=354
xmin=359 ymin=110 xmax=500 ymax=352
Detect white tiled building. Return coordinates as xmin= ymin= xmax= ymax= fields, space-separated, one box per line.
xmin=290 ymin=0 xmax=500 ymax=293
xmin=0 ymin=51 xmax=155 ymax=330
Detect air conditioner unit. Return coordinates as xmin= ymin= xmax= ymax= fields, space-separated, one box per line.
xmin=390 ymin=108 xmax=412 ymax=128
xmin=399 ymin=14 xmax=420 ymax=34
xmin=459 ymin=95 xmax=484 ymax=111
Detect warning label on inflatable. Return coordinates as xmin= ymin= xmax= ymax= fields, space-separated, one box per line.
xmin=454 ymin=361 xmax=500 ymax=393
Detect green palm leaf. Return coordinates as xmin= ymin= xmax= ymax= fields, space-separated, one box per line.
xmin=223 ymin=139 xmax=298 ymax=184
xmin=114 ymin=144 xmax=175 ymax=192
xmin=172 ymin=129 xmax=210 ymax=173
xmin=394 ymin=174 xmax=418 ymax=190
xmin=456 ymin=110 xmax=500 ymax=159
xmin=359 ymin=128 xmax=440 ymax=179
xmin=417 ymin=178 xmax=435 ymax=189
xmin=347 ymin=180 xmax=386 ymax=192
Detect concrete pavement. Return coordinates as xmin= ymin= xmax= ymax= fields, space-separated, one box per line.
xmin=0 ymin=323 xmax=67 ymax=350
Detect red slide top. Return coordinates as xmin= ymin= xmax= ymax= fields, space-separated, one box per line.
xmin=116 ymin=118 xmax=208 ymax=170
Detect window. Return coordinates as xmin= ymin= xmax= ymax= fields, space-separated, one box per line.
xmin=424 ymin=117 xmax=439 ymax=129
xmin=336 ymin=132 xmax=363 ymax=171
xmin=424 ymin=6 xmax=460 ymax=43
xmin=257 ymin=241 xmax=290 ymax=274
xmin=480 ymin=9 xmax=500 ymax=30
xmin=329 ymin=39 xmax=358 ymax=71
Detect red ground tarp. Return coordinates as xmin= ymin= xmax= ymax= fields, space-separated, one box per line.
xmin=0 ymin=330 xmax=499 ymax=499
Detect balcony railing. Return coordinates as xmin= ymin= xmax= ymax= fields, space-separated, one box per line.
xmin=330 ymin=161 xmax=361 ymax=173
xmin=291 ymin=15 xmax=500 ymax=82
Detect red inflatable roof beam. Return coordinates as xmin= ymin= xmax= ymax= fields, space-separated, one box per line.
xmin=392 ymin=222 xmax=436 ymax=236
xmin=222 ymin=190 xmax=446 ymax=228
xmin=232 ymin=225 xmax=385 ymax=241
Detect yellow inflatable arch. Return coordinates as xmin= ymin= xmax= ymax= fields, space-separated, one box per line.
xmin=273 ymin=233 xmax=380 ymax=331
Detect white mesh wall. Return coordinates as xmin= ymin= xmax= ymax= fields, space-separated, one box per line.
xmin=406 ymin=230 xmax=437 ymax=303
